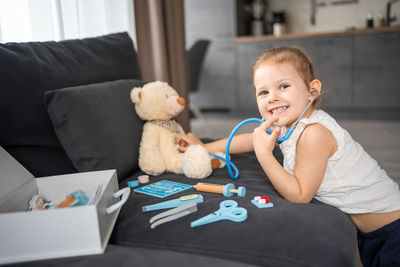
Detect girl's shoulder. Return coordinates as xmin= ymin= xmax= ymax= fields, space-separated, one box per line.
xmin=280 ymin=109 xmax=340 ymax=153
xmin=299 ymin=123 xmax=337 ymax=154
xmin=299 ymin=110 xmax=341 ymax=136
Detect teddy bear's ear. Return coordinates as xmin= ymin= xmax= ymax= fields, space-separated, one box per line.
xmin=130 ymin=87 xmax=142 ymax=103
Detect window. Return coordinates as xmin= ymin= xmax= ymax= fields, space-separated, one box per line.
xmin=0 ymin=0 xmax=136 ymax=45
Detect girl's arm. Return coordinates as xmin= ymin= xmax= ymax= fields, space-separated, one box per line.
xmin=178 ymin=133 xmax=254 ymax=154
xmin=253 ymin=118 xmax=336 ymax=203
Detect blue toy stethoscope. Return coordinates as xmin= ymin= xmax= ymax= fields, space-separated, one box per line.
xmin=210 ymin=90 xmax=319 ymax=180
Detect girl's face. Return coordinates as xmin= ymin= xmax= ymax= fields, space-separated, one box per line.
xmin=254 ymin=62 xmax=314 ymax=128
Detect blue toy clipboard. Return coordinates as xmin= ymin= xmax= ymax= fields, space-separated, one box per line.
xmin=134 ymin=180 xmax=192 ymax=198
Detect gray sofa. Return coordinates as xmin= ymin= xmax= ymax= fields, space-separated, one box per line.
xmin=0 ymin=32 xmax=358 ymax=267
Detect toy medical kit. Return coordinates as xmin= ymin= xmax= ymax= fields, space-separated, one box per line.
xmin=28 ymin=195 xmax=56 ymax=211
xmin=193 ymin=182 xmax=246 ymax=197
xmin=134 ymin=180 xmax=192 ymax=198
xmin=220 ymin=90 xmax=319 ymax=180
xmin=57 ymin=194 xmax=75 ymax=208
xmin=190 ymin=200 xmax=247 ymax=228
xmin=149 ymin=202 xmax=198 ymax=229
xmin=138 ymin=175 xmax=150 ymax=183
xmin=142 ymin=194 xmax=204 ymax=212
xmin=28 ymin=195 xmax=45 ymax=211
xmin=251 ymin=196 xmax=274 ymax=208
xmin=71 ymin=190 xmax=89 ymax=206
xmin=0 ymin=149 xmax=126 ymax=263
xmin=56 ymin=190 xmax=89 ymax=209
xmin=127 ymin=180 xmax=140 ymax=188
xmin=87 ymin=184 xmax=103 ymax=205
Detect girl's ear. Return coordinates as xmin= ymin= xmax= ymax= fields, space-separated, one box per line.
xmin=309 ymin=79 xmax=322 ymax=100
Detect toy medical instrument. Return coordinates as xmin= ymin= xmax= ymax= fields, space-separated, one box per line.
xmin=251 ymin=195 xmax=274 ymax=208
xmin=138 ymin=175 xmax=150 ymax=183
xmin=216 ymin=90 xmax=319 ymax=180
xmin=149 ymin=202 xmax=198 ymax=229
xmin=127 ymin=179 xmax=140 ymax=187
xmin=134 ymin=180 xmax=192 ymax=198
xmin=190 ymin=200 xmax=247 ymax=228
xmin=193 ymin=183 xmax=246 ymax=197
xmin=142 ymin=194 xmax=203 ymax=212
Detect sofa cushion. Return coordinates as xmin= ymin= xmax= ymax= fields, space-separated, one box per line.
xmin=45 ymin=79 xmax=144 ymax=181
xmin=0 ymin=32 xmax=141 ymax=177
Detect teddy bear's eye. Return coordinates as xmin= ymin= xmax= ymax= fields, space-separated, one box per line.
xmin=165 ymin=94 xmax=169 ymax=98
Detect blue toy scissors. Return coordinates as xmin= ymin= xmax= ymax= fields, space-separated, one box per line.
xmin=190 ymin=200 xmax=247 ymax=228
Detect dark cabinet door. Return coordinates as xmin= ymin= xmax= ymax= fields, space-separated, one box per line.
xmin=353 ymin=32 xmax=400 ymax=107
xmin=292 ymin=36 xmax=353 ymax=108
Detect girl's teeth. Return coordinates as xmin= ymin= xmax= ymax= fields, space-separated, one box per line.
xmin=272 ymin=107 xmax=287 ymax=114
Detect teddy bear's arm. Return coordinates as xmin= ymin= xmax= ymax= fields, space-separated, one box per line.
xmin=138 ymin=123 xmax=166 ymax=175
xmin=159 ymin=129 xmax=185 ymax=174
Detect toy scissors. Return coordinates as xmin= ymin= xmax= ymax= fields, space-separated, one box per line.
xmin=190 ymin=200 xmax=247 ymax=228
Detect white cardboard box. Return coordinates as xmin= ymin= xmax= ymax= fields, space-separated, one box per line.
xmin=0 ymin=146 xmax=130 ymax=264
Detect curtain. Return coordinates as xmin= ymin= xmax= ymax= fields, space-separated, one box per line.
xmin=134 ymin=0 xmax=190 ymax=131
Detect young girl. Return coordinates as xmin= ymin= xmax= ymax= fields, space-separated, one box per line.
xmin=179 ymin=46 xmax=400 ymax=267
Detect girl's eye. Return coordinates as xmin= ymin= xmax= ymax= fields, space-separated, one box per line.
xmin=279 ymin=84 xmax=289 ymax=90
xmin=257 ymin=90 xmax=268 ymax=96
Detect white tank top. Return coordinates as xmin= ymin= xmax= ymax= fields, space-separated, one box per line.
xmin=279 ymin=109 xmax=400 ymax=214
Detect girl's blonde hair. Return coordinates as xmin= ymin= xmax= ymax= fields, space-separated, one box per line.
xmin=253 ymin=46 xmax=322 ymax=107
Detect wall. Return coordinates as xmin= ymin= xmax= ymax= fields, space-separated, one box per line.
xmin=268 ymin=0 xmax=400 ymax=34
xmin=185 ymin=0 xmax=236 ymax=111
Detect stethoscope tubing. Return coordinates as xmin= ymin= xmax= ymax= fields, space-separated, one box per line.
xmin=213 ymin=90 xmax=319 ymax=180
xmin=220 ymin=117 xmax=291 ymax=180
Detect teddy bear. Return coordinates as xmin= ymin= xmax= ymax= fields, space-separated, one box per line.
xmin=130 ymin=81 xmax=225 ymax=179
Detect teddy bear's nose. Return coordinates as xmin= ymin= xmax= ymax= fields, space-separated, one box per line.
xmin=177 ymin=97 xmax=185 ymax=106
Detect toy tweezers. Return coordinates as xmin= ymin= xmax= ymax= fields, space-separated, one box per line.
xmin=142 ymin=194 xmax=203 ymax=212
xmin=149 ymin=202 xmax=198 ymax=229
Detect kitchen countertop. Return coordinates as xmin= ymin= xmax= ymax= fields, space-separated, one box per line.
xmin=235 ymin=26 xmax=400 ymax=43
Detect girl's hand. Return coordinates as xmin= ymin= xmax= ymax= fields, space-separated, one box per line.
xmin=177 ymin=133 xmax=204 ymax=152
xmin=252 ymin=117 xmax=281 ymax=155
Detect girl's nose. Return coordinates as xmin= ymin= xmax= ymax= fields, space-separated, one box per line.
xmin=267 ymin=91 xmax=278 ymax=103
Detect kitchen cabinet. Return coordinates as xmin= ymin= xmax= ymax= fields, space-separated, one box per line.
xmin=353 ymin=31 xmax=400 ymax=108
xmin=235 ymin=29 xmax=400 ymax=114
xmin=295 ymin=37 xmax=353 ymax=108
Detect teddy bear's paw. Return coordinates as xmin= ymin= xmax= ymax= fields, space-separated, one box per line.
xmin=139 ymin=156 xmax=166 ymax=176
xmin=182 ymin=145 xmax=212 ymax=179
xmin=210 ymin=152 xmax=227 ymax=169
xmin=211 ymin=158 xmax=221 ymax=169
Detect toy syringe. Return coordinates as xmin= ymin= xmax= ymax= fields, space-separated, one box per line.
xmin=193 ymin=183 xmax=246 ymax=197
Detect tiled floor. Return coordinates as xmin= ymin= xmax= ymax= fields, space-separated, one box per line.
xmin=190 ymin=115 xmax=400 ymax=185
xmin=191 ymin=114 xmax=400 ymax=267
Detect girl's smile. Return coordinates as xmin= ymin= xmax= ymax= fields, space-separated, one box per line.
xmin=269 ymin=105 xmax=288 ymax=116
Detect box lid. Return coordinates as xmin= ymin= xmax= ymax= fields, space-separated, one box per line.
xmin=0 ymin=146 xmax=37 ymax=212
